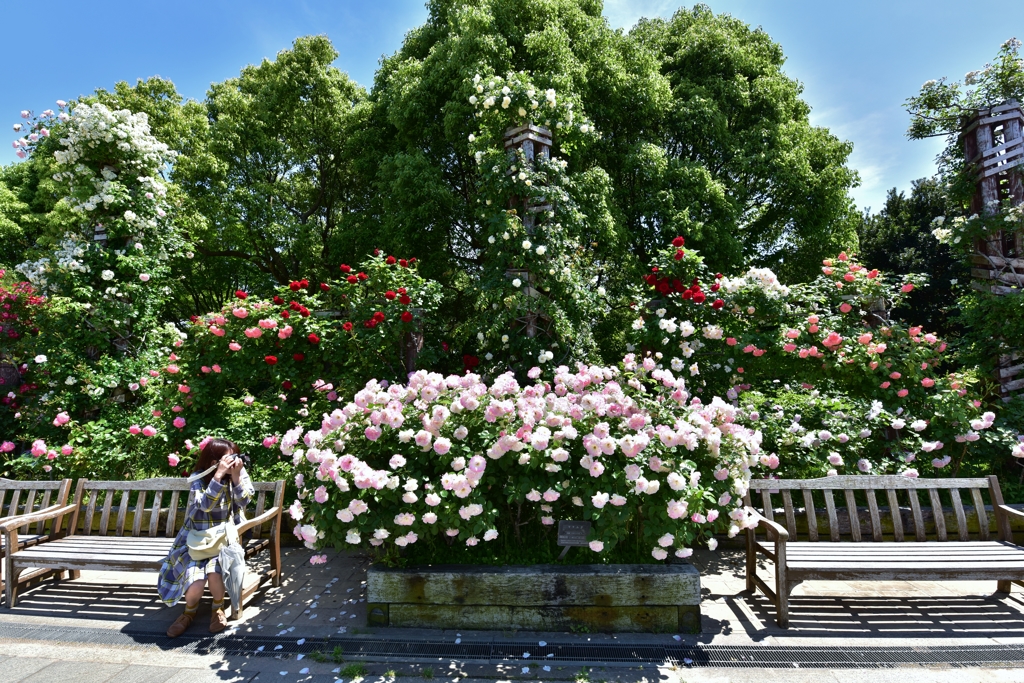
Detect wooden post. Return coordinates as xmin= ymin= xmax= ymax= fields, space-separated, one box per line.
xmin=965 ymin=100 xmax=1024 ymax=400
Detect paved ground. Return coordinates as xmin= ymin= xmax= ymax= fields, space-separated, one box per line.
xmin=1 ymin=547 xmax=1024 ymax=681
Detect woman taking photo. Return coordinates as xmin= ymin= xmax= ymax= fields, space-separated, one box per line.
xmin=159 ymin=438 xmax=254 ymax=637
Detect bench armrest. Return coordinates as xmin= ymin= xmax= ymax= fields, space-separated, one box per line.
xmin=237 ymin=507 xmax=281 ymax=535
xmin=745 ymin=506 xmax=790 ymax=542
xmin=0 ymin=503 xmax=78 ymax=534
xmin=998 ymin=504 xmax=1024 ymax=521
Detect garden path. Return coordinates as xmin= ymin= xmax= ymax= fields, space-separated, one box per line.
xmin=1 ymin=547 xmax=1023 ymax=681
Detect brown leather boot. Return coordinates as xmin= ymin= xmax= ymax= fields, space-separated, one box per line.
xmin=166 ymin=611 xmax=195 ymax=638
xmin=210 ymin=606 xmax=228 ymax=633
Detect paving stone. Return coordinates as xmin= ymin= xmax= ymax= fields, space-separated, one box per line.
xmin=19 ymin=659 xmax=126 ymax=683
xmin=2 ymin=657 xmax=56 ymax=682
xmin=104 ymin=665 xmax=181 ymax=683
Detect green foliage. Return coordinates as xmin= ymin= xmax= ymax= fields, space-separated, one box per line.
xmin=626 ymin=5 xmax=860 ymax=280
xmin=856 ymin=178 xmax=968 ymax=338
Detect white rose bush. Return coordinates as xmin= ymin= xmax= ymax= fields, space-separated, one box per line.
xmin=284 ymin=358 xmax=765 ymax=565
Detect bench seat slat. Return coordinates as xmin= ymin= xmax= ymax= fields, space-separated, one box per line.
xmin=749 ymin=476 xmax=990 ymax=490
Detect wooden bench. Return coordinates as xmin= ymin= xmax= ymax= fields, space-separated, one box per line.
xmin=2 ymin=477 xmax=285 ymax=611
xmin=744 ymin=475 xmax=1024 ymax=627
xmin=0 ymin=478 xmax=73 ymax=604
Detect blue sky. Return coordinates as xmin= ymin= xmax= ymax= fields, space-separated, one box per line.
xmin=1 ymin=1 xmax=1018 ymax=212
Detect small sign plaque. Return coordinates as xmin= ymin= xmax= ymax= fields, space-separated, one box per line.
xmin=557 ymin=520 xmax=592 ymax=558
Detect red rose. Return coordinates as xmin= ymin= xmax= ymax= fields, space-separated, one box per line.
xmin=374 ymin=249 xmax=380 ymax=256
xmin=308 ymin=333 xmax=320 ymax=344
xmin=364 ymin=319 xmax=377 ymax=329
xmin=189 ymin=315 xmax=199 ymax=323
xmin=401 ymin=311 xmax=413 ymax=323
xmin=265 ymin=355 xmax=278 ymax=365
xmin=672 ymin=279 xmax=684 ymax=293
xmin=235 ymin=289 xmax=248 ymax=299
xmin=299 ymin=307 xmax=310 ymax=317
xmin=672 ymin=236 xmax=685 ymax=247
xmin=342 ymin=322 xmax=353 ymax=332
xmin=643 ymin=274 xmax=657 ymax=286
xmin=273 ymin=295 xmax=285 ymax=305
xmin=681 ymin=290 xmax=693 ymax=300
xmin=290 ymin=301 xmax=301 ymax=310
xmin=715 ymin=273 xmax=723 ymax=279
xmin=357 ymin=272 xmax=368 ymax=281
xmin=299 ymin=279 xmax=309 ymax=289
xmin=693 ymin=292 xmax=706 ymax=304
xmin=651 ymin=267 xmax=659 ymax=273
xmin=399 ymin=259 xmax=408 ymax=267
xmin=346 ymin=275 xmax=358 ymax=284
xmin=712 ymin=299 xmax=724 ymax=309
xmin=293 ymin=353 xmax=305 ymax=361
xmin=462 ymin=354 xmax=479 ymax=369
xmin=386 ymin=255 xmax=396 ymax=265
xmin=281 ymin=310 xmax=290 ymax=319
xmin=289 ymin=281 xmax=300 ymax=291
xmin=674 ymin=249 xmax=685 ymax=260
xmin=657 ymin=281 xmax=670 ymax=294
xmin=340 ymin=264 xmax=351 ymax=273
xmin=385 ymin=290 xmax=396 ymax=300
xmin=397 ymin=287 xmax=407 ymax=294
xmin=409 ymin=257 xmax=416 ymax=263
xmin=710 ymin=283 xmax=720 ymax=292
xmin=282 ymin=380 xmax=293 ymax=390
xmin=399 ymin=295 xmax=411 ymax=305
xmin=320 ymin=283 xmax=330 ymax=291
xmin=373 ymin=311 xmax=385 ymax=322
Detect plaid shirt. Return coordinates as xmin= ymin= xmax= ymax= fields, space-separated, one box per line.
xmin=158 ymin=471 xmax=254 ymax=605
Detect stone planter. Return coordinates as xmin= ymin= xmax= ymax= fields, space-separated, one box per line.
xmin=366 ymin=563 xmax=701 ymax=633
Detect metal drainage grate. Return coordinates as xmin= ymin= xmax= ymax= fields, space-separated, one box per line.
xmin=1 ymin=624 xmax=1023 ymax=669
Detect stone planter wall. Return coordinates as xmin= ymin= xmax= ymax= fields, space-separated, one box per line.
xmin=366 ymin=563 xmax=700 ymax=633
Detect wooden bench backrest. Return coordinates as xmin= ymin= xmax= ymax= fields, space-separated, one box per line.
xmin=745 ymin=475 xmax=1007 ymax=543
xmin=69 ymin=478 xmax=286 ymax=539
xmin=0 ymin=478 xmax=73 ymax=535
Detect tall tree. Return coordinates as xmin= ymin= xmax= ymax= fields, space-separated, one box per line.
xmin=176 ymin=36 xmax=370 ymax=288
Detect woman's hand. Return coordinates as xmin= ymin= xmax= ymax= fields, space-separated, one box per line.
xmin=229 ymin=457 xmax=244 ymax=486
xmin=214 ymin=456 xmax=234 ymax=483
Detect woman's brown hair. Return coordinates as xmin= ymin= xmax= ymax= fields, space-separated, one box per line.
xmin=194 ymin=438 xmax=239 ymax=485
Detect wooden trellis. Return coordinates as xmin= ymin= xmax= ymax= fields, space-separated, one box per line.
xmin=964 ymin=99 xmax=1024 ymax=399
xmin=504 ymin=125 xmax=555 ymax=340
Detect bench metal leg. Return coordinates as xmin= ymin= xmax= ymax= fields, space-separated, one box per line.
xmin=745 ymin=531 xmax=756 ymax=592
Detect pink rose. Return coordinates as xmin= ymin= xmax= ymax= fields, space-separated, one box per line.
xmin=839 ymin=302 xmax=852 ymax=313
xmin=178 ymin=384 xmax=190 ymax=393
xmin=212 ymin=364 xmax=222 ymax=373
xmin=142 ymin=425 xmax=157 ymax=437
xmin=173 ymin=417 xmax=186 ymax=429
xmin=232 ymin=308 xmax=248 ymax=318
xmin=229 ymin=342 xmax=242 ymax=351
xmin=921 ymin=378 xmax=935 ymax=388
xmin=901 ymin=283 xmax=914 ymax=293
xmin=168 ymin=454 xmax=180 ymax=467
xmin=897 ymin=389 xmax=909 ymax=397
xmin=61 ymin=444 xmax=73 ymax=456
xmin=129 ymin=424 xmax=142 ymax=435
xmin=201 ymin=366 xmax=211 ymax=373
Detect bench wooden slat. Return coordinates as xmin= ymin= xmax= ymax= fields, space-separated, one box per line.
xmin=82 ymin=488 xmax=98 ymax=536
xmin=823 ymin=489 xmax=839 ymax=542
xmin=886 ymin=489 xmax=904 ymax=541
xmin=972 ymin=488 xmax=990 ymax=541
xmin=8 ymin=490 xmax=22 ymax=527
xmin=760 ymin=491 xmax=774 ymax=524
xmin=749 ymin=476 xmax=990 ymax=490
xmin=801 ymin=489 xmax=818 ymax=541
xmin=165 ymin=490 xmax=180 ymax=537
xmin=115 ymin=490 xmax=129 ymax=537
xmin=844 ymin=489 xmax=861 ymax=542
xmin=252 ymin=490 xmax=267 ymax=540
xmin=909 ymin=490 xmax=926 ymax=541
xmin=98 ymin=489 xmax=114 ymax=536
xmin=0 ymin=490 xmax=7 ymax=519
xmin=866 ymin=489 xmax=882 ymax=542
xmin=782 ymin=491 xmax=797 ymax=539
xmin=951 ymin=488 xmax=969 ymax=541
xmin=34 ymin=490 xmax=53 ymax=535
xmin=929 ymin=488 xmax=947 ymax=541
xmin=132 ymin=490 xmax=146 ymax=537
xmin=149 ymin=490 xmax=163 ymax=537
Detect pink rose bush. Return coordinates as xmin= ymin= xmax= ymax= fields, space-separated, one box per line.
xmin=284 ymin=359 xmax=765 ymax=564
xmin=629 ymin=237 xmax=1003 ymax=478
